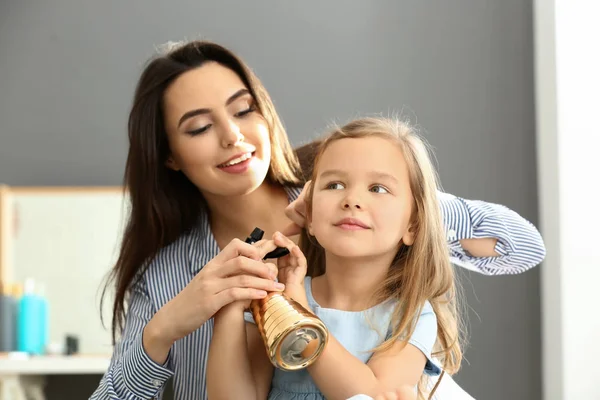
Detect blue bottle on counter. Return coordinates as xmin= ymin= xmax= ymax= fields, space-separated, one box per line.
xmin=0 ymin=282 xmax=18 ymax=352
xmin=17 ymin=279 xmax=48 ymax=355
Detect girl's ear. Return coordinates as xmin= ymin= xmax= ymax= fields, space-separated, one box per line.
xmin=401 ymin=222 xmax=416 ymax=246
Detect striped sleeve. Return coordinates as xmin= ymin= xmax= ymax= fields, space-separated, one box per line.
xmin=90 ymin=275 xmax=174 ymax=400
xmin=437 ymin=191 xmax=546 ymax=275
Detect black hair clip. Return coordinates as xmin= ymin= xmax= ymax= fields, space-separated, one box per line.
xmin=244 ymin=227 xmax=290 ymax=260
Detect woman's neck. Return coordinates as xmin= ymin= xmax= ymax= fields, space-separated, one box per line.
xmin=204 ymin=182 xmax=291 ymax=248
xmin=312 ymin=252 xmax=395 ymax=311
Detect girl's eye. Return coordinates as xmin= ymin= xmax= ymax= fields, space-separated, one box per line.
xmin=370 ymin=185 xmax=389 ymax=194
xmin=325 ymin=182 xmax=344 ymax=190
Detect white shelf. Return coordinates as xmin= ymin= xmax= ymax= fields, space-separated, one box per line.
xmin=0 ymin=355 xmax=111 ymax=375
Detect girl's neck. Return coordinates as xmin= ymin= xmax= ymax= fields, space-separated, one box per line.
xmin=204 ymin=182 xmax=291 ymax=248
xmin=311 ymin=252 xmax=395 ymax=311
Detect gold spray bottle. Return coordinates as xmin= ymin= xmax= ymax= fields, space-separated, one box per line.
xmin=245 ymin=228 xmax=329 ymax=371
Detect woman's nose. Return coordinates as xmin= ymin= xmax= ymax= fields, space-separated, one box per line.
xmin=220 ymin=119 xmax=244 ymax=148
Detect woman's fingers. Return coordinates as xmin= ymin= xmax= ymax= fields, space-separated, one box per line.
xmin=217 ymin=274 xmax=284 ymax=294
xmin=212 ymin=269 xmax=286 ymax=309
xmin=211 ymin=238 xmax=262 ymax=264
xmin=216 ymin=255 xmax=275 ymax=280
xmin=284 ymin=203 xmax=306 ymax=227
xmin=282 ymin=180 xmax=311 ymax=236
xmin=212 ymin=287 xmax=269 ymax=310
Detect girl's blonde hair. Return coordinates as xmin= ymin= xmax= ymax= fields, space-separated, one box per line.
xmin=299 ymin=117 xmax=463 ymax=399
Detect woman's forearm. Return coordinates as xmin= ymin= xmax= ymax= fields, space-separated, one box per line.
xmin=142 ymin=312 xmax=177 ymax=365
xmin=459 ymin=237 xmax=499 ymax=257
xmin=438 ymin=190 xmax=546 ymax=274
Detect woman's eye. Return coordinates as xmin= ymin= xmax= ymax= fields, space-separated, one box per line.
xmin=187 ymin=124 xmax=211 ymax=136
xmin=325 ymin=182 xmax=344 ymax=190
xmin=370 ymin=185 xmax=389 ymax=194
xmin=235 ymin=105 xmax=256 ymax=118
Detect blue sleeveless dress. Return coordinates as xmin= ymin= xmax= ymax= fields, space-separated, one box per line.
xmin=245 ymin=276 xmax=441 ymax=400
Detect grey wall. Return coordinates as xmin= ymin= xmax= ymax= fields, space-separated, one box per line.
xmin=0 ymin=1 xmax=541 ymax=399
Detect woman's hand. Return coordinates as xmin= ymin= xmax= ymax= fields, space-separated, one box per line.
xmin=144 ymin=238 xmax=284 ymax=361
xmin=282 ymin=180 xmax=311 ymax=236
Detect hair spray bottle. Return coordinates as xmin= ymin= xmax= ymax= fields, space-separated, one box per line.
xmin=245 ymin=227 xmax=328 ymax=371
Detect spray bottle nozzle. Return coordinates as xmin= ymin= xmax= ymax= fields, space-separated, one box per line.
xmin=245 ymin=227 xmax=290 ymax=259
xmin=247 ymin=227 xmax=265 ymax=243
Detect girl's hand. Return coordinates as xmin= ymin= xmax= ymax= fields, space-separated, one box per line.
xmin=272 ymin=231 xmax=307 ymax=288
xmin=282 ymin=180 xmax=311 ymax=236
xmin=270 ymin=231 xmax=310 ymax=307
xmin=373 ymin=386 xmax=416 ymax=400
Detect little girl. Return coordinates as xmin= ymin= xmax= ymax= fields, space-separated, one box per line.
xmin=206 ymin=117 xmax=462 ymax=400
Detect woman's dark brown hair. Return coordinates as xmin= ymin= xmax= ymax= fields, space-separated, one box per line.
xmin=102 ymin=40 xmax=308 ymax=342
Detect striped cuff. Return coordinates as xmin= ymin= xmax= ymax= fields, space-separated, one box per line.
xmin=121 ymin=332 xmax=174 ymax=398
xmin=438 ymin=192 xmax=473 ymax=242
xmin=438 ymin=191 xmax=518 ymax=256
xmin=474 ymin=209 xmax=515 ymax=256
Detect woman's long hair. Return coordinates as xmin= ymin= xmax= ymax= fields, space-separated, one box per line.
xmin=102 ymin=40 xmax=304 ymax=342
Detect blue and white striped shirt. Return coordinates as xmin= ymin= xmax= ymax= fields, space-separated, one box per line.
xmin=90 ymin=186 xmax=545 ymax=400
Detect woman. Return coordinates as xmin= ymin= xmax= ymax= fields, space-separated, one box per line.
xmin=90 ymin=40 xmax=545 ymax=400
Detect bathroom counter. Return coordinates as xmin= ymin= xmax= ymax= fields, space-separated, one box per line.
xmin=0 ymin=353 xmax=110 ymax=375
xmin=0 ymin=354 xmax=110 ymax=400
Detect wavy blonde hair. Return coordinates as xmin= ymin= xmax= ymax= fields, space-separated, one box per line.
xmin=299 ymin=117 xmax=463 ymax=399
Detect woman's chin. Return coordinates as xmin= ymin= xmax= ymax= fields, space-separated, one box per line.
xmin=215 ymin=179 xmax=265 ymax=197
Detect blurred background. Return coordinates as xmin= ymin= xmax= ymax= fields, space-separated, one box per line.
xmin=0 ymin=1 xmax=597 ymax=399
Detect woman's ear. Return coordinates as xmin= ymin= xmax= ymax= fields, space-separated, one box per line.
xmin=165 ymin=156 xmax=181 ymax=171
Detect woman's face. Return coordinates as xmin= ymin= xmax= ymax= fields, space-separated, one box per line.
xmin=162 ymin=62 xmax=271 ymax=198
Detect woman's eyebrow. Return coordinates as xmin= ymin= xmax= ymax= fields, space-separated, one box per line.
xmin=177 ymin=88 xmax=250 ymax=128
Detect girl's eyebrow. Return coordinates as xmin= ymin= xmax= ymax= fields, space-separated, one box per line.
xmin=319 ymin=169 xmax=398 ymax=184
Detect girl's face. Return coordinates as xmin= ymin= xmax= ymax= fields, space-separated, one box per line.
xmin=308 ymin=136 xmax=416 ymax=260
xmin=162 ymin=62 xmax=271 ymax=198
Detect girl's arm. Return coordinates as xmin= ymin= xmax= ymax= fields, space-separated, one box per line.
xmin=269 ymin=232 xmax=427 ymax=399
xmin=302 ymin=302 xmax=439 ymax=400
xmin=206 ymin=303 xmax=273 ymax=400
xmin=305 ymin=334 xmax=426 ymax=400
